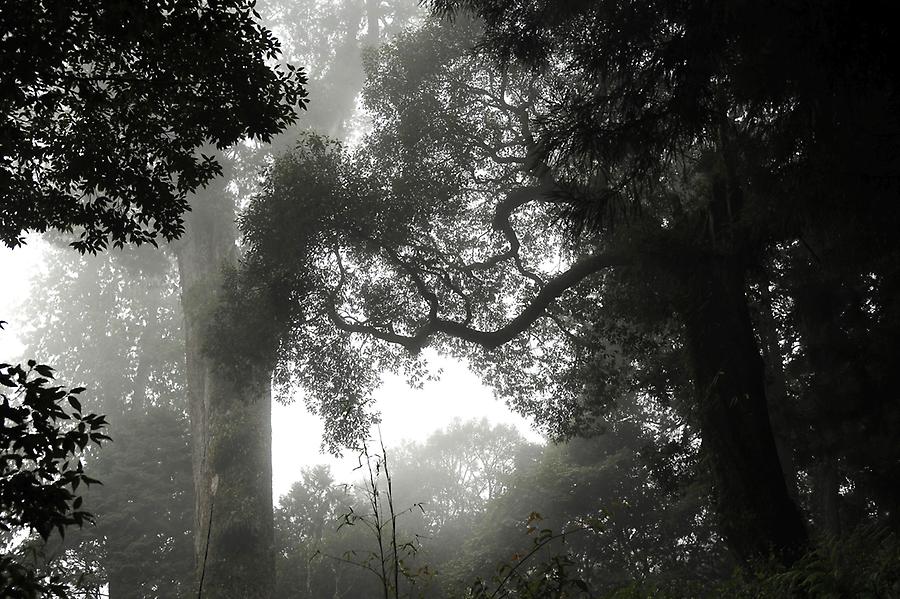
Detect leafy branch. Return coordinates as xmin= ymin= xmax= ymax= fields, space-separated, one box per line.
xmin=1 ymin=358 xmax=109 ymax=598
xmin=467 ymin=513 xmax=601 ymax=599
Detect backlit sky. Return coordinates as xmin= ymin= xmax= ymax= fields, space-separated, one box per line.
xmin=0 ymin=241 xmax=543 ymax=502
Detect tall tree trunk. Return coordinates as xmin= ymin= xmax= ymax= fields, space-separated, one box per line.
xmin=170 ymin=3 xmax=393 ymax=592
xmin=811 ymin=457 xmax=842 ymax=537
xmin=304 ymin=2 xmax=366 ymax=139
xmin=679 ymin=255 xmax=808 ymax=563
xmin=105 ymin=570 xmax=129 ymax=599
xmin=791 ymin=268 xmax=862 ymax=537
xmin=754 ymin=276 xmax=799 ymax=501
xmin=177 ymin=181 xmax=275 ymax=597
xmin=299 ymin=0 xmax=381 ymax=140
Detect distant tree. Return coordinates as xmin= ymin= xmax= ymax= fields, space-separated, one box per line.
xmin=273 ymin=421 xmax=537 ymax=599
xmin=275 ymin=465 xmax=353 ymax=598
xmin=6 ymin=409 xmax=194 ymax=599
xmin=391 ymin=419 xmax=537 ymax=537
xmin=15 ymin=244 xmax=193 ymax=598
xmin=21 ymin=243 xmax=184 ymax=417
xmin=0 ymin=0 xmax=308 ymax=252
xmin=83 ymin=410 xmax=193 ymax=597
xmin=443 ymin=409 xmax=724 ymax=597
xmin=274 ymin=462 xmax=411 ymax=599
xmin=259 ymin=0 xmax=423 ymax=142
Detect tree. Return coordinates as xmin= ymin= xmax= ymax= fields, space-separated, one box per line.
xmin=17 ymin=243 xmax=193 ymax=597
xmin=443 ymin=408 xmax=724 ymax=597
xmin=272 ymin=421 xmax=535 ymax=599
xmin=259 ymin=0 xmax=423 ymax=141
xmin=274 ymin=465 xmax=356 ymax=598
xmin=238 ymin=1 xmax=900 ymax=565
xmin=3 ymin=1 xmax=308 ymax=595
xmin=749 ymin=233 xmax=900 ymax=538
xmin=274 ymin=456 xmax=429 ymax=599
xmin=79 ymin=409 xmax=194 ymax=598
xmin=390 ymin=419 xmax=536 ymax=538
xmin=175 ymin=2 xmax=422 ymax=596
xmin=0 ymin=0 xmax=308 ymax=252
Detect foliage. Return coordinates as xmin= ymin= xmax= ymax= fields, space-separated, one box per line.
xmin=717 ymin=524 xmax=900 ymax=599
xmin=274 ymin=453 xmax=432 ymax=599
xmin=274 ymin=465 xmax=366 ymax=598
xmin=427 ymin=0 xmax=898 ymax=204
xmin=331 ymin=438 xmax=434 ymax=599
xmin=440 ymin=403 xmax=725 ymax=597
xmin=241 ymin=0 xmax=900 ymax=566
xmin=238 ymin=15 xmax=681 ymax=444
xmin=1 ymin=358 xmax=108 ymax=597
xmin=464 ymin=515 xmax=595 ymax=599
xmin=0 ymin=554 xmax=70 ymax=599
xmin=0 ymin=361 xmax=107 ymax=540
xmin=212 ymin=132 xmax=434 ymax=450
xmin=70 ymin=409 xmax=194 ymax=597
xmin=274 ymin=420 xmax=537 ymax=599
xmin=1 ymin=0 xmax=308 ymax=252
xmin=769 ymin=526 xmax=900 ymax=598
xmin=274 ymin=416 xmax=900 ymax=598
xmin=20 ymin=243 xmax=185 ymax=417
xmin=258 ymin=0 xmax=423 ymax=141
xmin=389 ymin=419 xmax=537 ymax=538
xmin=14 ymin=244 xmax=193 ymax=596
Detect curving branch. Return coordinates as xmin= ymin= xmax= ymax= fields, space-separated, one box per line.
xmin=322 ymin=59 xmax=616 ymax=355
xmin=326 ymin=250 xmax=627 ymax=353
xmin=461 ymin=181 xmax=562 ymax=275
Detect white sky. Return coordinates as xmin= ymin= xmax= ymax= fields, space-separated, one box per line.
xmin=0 ymin=241 xmax=544 ymax=503
xmin=273 ymin=354 xmax=543 ymax=500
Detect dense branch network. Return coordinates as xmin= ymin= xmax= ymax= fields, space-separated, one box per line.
xmin=324 ymin=183 xmax=627 ymax=352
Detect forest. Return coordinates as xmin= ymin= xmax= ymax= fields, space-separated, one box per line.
xmin=1 ymin=0 xmax=899 ymax=597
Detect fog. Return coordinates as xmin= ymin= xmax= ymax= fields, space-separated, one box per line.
xmin=2 ymin=1 xmax=899 ymax=598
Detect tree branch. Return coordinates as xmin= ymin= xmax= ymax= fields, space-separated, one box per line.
xmin=326 ymin=250 xmax=627 ymax=352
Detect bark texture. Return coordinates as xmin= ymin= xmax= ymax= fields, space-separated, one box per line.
xmin=170 ymin=4 xmax=387 ymax=592
xmin=177 ymin=184 xmax=275 ymax=598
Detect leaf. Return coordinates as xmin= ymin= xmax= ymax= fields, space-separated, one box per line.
xmin=34 ymin=364 xmax=54 ymax=378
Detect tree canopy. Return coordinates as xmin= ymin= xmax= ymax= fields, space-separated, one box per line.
xmin=233 ymin=0 xmax=900 ymax=566
xmin=5 ymin=0 xmax=900 ymax=595
xmin=0 ymin=0 xmax=308 ymax=252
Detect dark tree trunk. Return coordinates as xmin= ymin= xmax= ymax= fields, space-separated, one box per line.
xmin=177 ymin=182 xmax=275 ymax=598
xmin=754 ymin=277 xmax=800 ymax=501
xmin=790 ymin=267 xmax=869 ymax=536
xmin=105 ymin=572 xmax=129 ymax=599
xmin=679 ymin=255 xmax=808 ymax=563
xmin=811 ymin=457 xmax=842 ymax=537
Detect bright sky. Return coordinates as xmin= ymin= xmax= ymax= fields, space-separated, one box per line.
xmin=0 ymin=242 xmax=544 ymax=503
xmin=273 ymin=353 xmax=543 ymax=500
xmin=0 ymin=238 xmax=46 ymax=358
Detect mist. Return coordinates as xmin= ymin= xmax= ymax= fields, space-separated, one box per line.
xmin=3 ymin=1 xmax=899 ymax=598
